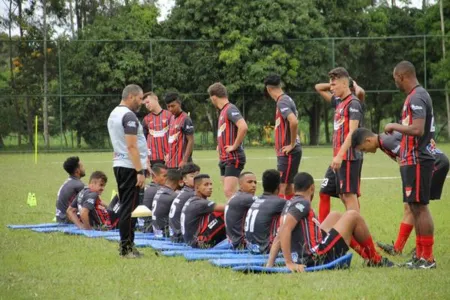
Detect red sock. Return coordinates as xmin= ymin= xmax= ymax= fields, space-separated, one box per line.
xmin=393 ymin=223 xmax=414 ymax=253
xmin=285 ymin=194 xmax=294 ymax=200
xmin=360 ymin=236 xmax=382 ymax=263
xmin=278 ymin=194 xmax=285 ymax=200
xmin=417 ymin=235 xmax=434 ymax=261
xmin=350 ymin=237 xmax=369 ymax=259
xmin=319 ymin=193 xmax=331 ymax=223
xmin=415 ymin=236 xmax=422 ymax=258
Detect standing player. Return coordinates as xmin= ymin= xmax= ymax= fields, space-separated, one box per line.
xmin=142 ymin=92 xmax=172 ymax=167
xmin=268 ymin=172 xmax=393 ymax=271
xmin=384 ymin=61 xmax=436 ymax=268
xmin=55 ymin=156 xmax=86 ymax=223
xmin=264 ymin=75 xmax=302 ymax=200
xmin=165 ymin=92 xmax=194 ymax=169
xmin=169 ymin=163 xmax=200 ymax=243
xmin=244 ymin=169 xmax=286 ymax=254
xmin=315 ymin=68 xmax=364 ymax=220
xmin=208 ymin=82 xmax=248 ymax=199
xmin=315 ymin=78 xmax=365 ymax=222
xmin=151 ymin=169 xmax=183 ymax=238
xmin=225 ymin=172 xmax=258 ymax=249
xmin=181 ymin=174 xmax=226 ymax=248
xmin=107 ymin=84 xmax=147 ymax=258
xmin=352 ymin=128 xmax=449 ymax=256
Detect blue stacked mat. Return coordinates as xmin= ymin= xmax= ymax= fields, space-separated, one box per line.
xmin=210 ymin=257 xmax=285 ymax=268
xmin=7 ymin=223 xmax=71 ymax=229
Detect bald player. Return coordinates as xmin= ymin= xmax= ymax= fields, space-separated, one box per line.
xmin=181 ymin=174 xmax=226 ymax=248
xmin=384 ymin=61 xmax=436 ymax=269
xmin=225 ymin=172 xmax=258 ymax=249
xmin=141 ymin=163 xmax=168 ymax=232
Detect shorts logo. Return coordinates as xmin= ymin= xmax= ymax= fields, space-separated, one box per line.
xmin=405 ymin=186 xmax=412 ymax=197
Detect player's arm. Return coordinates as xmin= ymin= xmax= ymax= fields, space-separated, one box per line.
xmin=385 ymin=118 xmax=425 ymax=137
xmin=266 ymin=235 xmax=281 ymax=267
xmin=142 ymin=117 xmax=149 ymax=140
xmin=79 ymin=208 xmax=92 ymax=230
xmin=181 ymin=118 xmax=194 ymax=165
xmin=213 ymin=204 xmax=226 ymax=212
xmin=353 ymin=81 xmax=365 ymax=102
xmin=123 ymin=113 xmax=145 ymax=188
xmin=285 ymin=113 xmax=298 ymax=154
xmin=230 ymin=119 xmax=248 ymax=150
xmin=332 ymin=119 xmax=359 ymax=169
xmin=66 ymin=206 xmax=84 ymax=229
xmin=315 ymin=83 xmax=333 ymax=102
xmin=279 ymin=214 xmax=305 ymax=273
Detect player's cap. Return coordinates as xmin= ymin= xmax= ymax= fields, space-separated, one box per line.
xmin=131 ymin=205 xmax=152 ymax=218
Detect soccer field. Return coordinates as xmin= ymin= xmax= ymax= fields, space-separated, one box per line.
xmin=1 ymin=147 xmax=449 ymax=299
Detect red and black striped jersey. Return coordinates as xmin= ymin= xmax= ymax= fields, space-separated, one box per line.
xmin=332 ymin=95 xmax=363 ymax=160
xmin=275 ymin=94 xmax=301 ymax=156
xmin=217 ymin=103 xmax=245 ymax=162
xmin=399 ymin=86 xmax=435 ymax=165
xmin=282 ymin=196 xmax=322 ymax=261
xmin=142 ymin=110 xmax=172 ymax=162
xmin=167 ymin=111 xmax=194 ymax=168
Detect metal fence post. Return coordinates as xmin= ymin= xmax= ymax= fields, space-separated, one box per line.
xmin=58 ymin=40 xmax=63 ymax=151
xmin=150 ymin=40 xmax=154 ymax=91
xmin=331 ymin=38 xmax=335 ymax=68
xmin=423 ymin=35 xmax=427 ymax=89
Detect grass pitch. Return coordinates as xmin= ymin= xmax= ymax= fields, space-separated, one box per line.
xmin=1 ymin=147 xmax=449 ymax=299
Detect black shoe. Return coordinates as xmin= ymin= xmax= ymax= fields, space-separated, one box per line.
xmin=399 ymin=254 xmax=419 ymax=268
xmin=366 ymin=257 xmax=395 ymax=267
xmin=407 ymin=258 xmax=436 ymax=269
xmin=132 ymin=246 xmax=144 ymax=257
xmin=376 ymin=241 xmax=401 ymax=256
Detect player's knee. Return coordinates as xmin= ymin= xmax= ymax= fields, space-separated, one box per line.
xmin=408 ymin=203 xmax=428 ymax=215
xmin=328 ymin=211 xmax=342 ymax=219
xmin=344 ymin=209 xmax=361 ymax=220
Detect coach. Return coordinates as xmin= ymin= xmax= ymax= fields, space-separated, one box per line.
xmin=107 ymin=84 xmax=147 ymax=258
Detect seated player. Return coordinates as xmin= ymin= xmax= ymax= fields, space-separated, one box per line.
xmin=151 ymin=169 xmax=183 ymax=237
xmin=181 ymin=174 xmax=226 ymax=248
xmin=244 ymin=169 xmax=286 ymax=254
xmin=352 ymin=128 xmax=449 ymax=255
xmin=66 ymin=171 xmax=119 ymax=230
xmin=169 ymin=163 xmax=200 ymax=242
xmin=55 ymin=156 xmax=86 ymax=223
xmin=225 ymin=172 xmax=257 ymax=249
xmin=141 ymin=163 xmax=168 ymax=232
xmin=268 ymin=172 xmax=393 ymax=272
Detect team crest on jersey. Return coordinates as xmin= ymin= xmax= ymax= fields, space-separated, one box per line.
xmin=217 ymin=123 xmax=226 ymax=137
xmin=162 ymin=119 xmax=167 ymax=124
xmin=334 ymin=117 xmax=345 ymax=130
xmin=169 ymin=132 xmax=180 ymax=144
xmin=275 ymin=117 xmax=281 ymax=128
xmin=405 ymin=186 xmax=412 ymax=197
xmin=402 ymin=116 xmax=410 ymax=126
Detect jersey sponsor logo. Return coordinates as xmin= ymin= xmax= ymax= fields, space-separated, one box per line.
xmin=207 ymin=219 xmax=218 ymax=229
xmin=149 ymin=127 xmax=169 ymax=138
xmin=349 ymin=107 xmax=359 ymax=113
xmin=295 ymin=203 xmax=305 ymax=212
xmin=169 ymin=132 xmax=180 ymax=144
xmin=334 ymin=117 xmax=345 ymax=130
xmin=87 ymin=198 xmax=95 ymax=205
xmin=392 ymin=145 xmax=400 ymax=154
xmin=405 ymin=186 xmax=412 ymax=197
xmin=231 ymin=112 xmax=240 ymax=116
xmin=185 ymin=125 xmax=194 ymax=130
xmin=207 ymin=201 xmax=215 ymax=207
xmin=280 ymin=107 xmax=289 ymax=112
xmin=411 ymin=104 xmax=423 ymax=110
xmin=127 ymin=121 xmax=137 ymax=128
xmin=217 ymin=123 xmax=226 ymax=137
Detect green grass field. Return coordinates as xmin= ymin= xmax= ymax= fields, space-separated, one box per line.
xmin=1 ymin=147 xmax=450 ymax=299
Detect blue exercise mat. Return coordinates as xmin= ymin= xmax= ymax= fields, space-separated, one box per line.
xmin=7 ymin=223 xmax=71 ymax=229
xmin=211 ymin=239 xmax=232 ymax=250
xmin=82 ymin=231 xmax=120 ymax=238
xmin=134 ymin=239 xmax=190 ymax=250
xmin=31 ymin=226 xmax=77 ymax=233
xmin=210 ymin=258 xmax=285 ymax=268
xmin=162 ymin=249 xmax=249 ymax=257
xmin=105 ymin=235 xmax=165 ymax=242
xmin=232 ymin=253 xmax=353 ymax=273
xmin=184 ymin=252 xmax=270 ymax=261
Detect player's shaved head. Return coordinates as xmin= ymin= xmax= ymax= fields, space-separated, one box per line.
xmin=239 ymin=171 xmax=254 ymax=181
xmin=262 ymin=169 xmax=280 ymax=194
xmin=239 ymin=172 xmax=257 ymax=195
xmin=122 ymin=84 xmax=143 ymax=100
xmin=293 ymin=172 xmax=314 ymax=192
xmin=194 ymin=174 xmax=210 ymax=187
xmin=194 ymin=174 xmax=213 ymax=198
xmin=151 ymin=163 xmax=167 ymax=175
xmin=352 ymin=128 xmax=376 ymax=148
xmin=394 ymin=61 xmax=416 ymax=77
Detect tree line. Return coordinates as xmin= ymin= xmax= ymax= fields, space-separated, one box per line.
xmin=0 ymin=0 xmax=449 ymax=149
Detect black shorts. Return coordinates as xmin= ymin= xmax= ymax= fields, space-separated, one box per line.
xmin=195 ymin=212 xmax=226 ymax=248
xmin=430 ymin=154 xmax=449 ymax=200
xmin=277 ymin=150 xmax=302 ymax=184
xmin=337 ymin=159 xmax=362 ymax=196
xmin=308 ymin=228 xmax=349 ymax=266
xmin=320 ymin=167 xmax=339 ymax=198
xmin=400 ymin=162 xmax=433 ymax=205
xmin=149 ymin=159 xmax=165 ymax=167
xmin=219 ymin=158 xmax=246 ymax=177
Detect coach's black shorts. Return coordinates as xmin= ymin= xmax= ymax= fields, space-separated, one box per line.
xmin=307 ymin=228 xmax=349 ymax=266
xmin=219 ymin=158 xmax=246 ymax=177
xmin=430 ymin=153 xmax=449 ymax=200
xmin=277 ymin=150 xmax=302 ymax=184
xmin=320 ymin=167 xmax=339 ymax=198
xmin=400 ymin=162 xmax=433 ymax=205
xmin=337 ymin=159 xmax=362 ymax=197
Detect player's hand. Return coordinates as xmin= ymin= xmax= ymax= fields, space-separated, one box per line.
xmin=216 ymin=145 xmax=219 ymax=152
xmin=136 ymin=174 xmax=145 ymax=188
xmin=282 ymin=144 xmax=294 ymax=155
xmin=331 ymin=155 xmax=343 ymax=170
xmin=164 ymin=154 xmax=169 ymax=162
xmin=179 ymin=161 xmax=186 ymax=168
xmin=384 ymin=123 xmax=395 ymax=134
xmin=286 ymin=262 xmax=305 ymax=273
xmin=224 ymin=145 xmax=237 ymax=153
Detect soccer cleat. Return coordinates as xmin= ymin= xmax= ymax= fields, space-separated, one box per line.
xmin=366 ymin=257 xmax=395 ymax=268
xmin=399 ymin=254 xmax=419 ymax=268
xmin=120 ymin=251 xmax=142 ymax=259
xmin=132 ymin=246 xmax=144 ymax=257
xmin=376 ymin=241 xmax=401 ymax=256
xmin=407 ymin=258 xmax=436 ymax=269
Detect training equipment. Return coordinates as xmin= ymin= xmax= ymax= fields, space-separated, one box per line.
xmin=7 ymin=223 xmax=71 ymax=229
xmin=131 ymin=205 xmax=152 ymax=218
xmin=161 ymin=249 xmax=249 ymax=257
xmin=183 ymin=252 xmax=271 ymax=261
xmin=210 ymin=258 xmax=285 ymax=268
xmin=232 ymin=253 xmax=353 ymax=273
xmin=133 ymin=239 xmax=189 ymax=249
